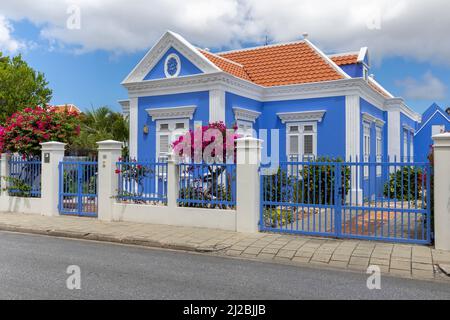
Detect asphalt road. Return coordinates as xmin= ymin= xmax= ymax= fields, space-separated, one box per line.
xmin=0 ymin=231 xmax=449 ymax=300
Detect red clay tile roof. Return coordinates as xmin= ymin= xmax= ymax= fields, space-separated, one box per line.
xmin=198 ymin=49 xmax=252 ymax=82
xmin=330 ymin=54 xmax=359 ymax=66
xmin=48 ymin=104 xmax=81 ymax=114
xmin=200 ymin=41 xmax=345 ymax=86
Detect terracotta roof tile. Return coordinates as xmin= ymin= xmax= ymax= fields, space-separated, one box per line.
xmin=330 ymin=54 xmax=358 ymax=66
xmin=200 ymin=42 xmax=344 ymax=86
xmin=198 ymin=49 xmax=252 ymax=82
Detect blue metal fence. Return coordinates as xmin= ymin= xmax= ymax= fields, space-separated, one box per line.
xmin=178 ymin=162 xmax=236 ymax=209
xmin=59 ymin=160 xmax=98 ymax=217
xmin=260 ymin=160 xmax=431 ymax=244
xmin=8 ymin=155 xmax=42 ymax=197
xmin=116 ymin=160 xmax=168 ymax=204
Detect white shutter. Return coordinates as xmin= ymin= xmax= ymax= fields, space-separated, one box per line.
xmin=159 ymin=134 xmax=169 ymax=155
xmin=289 ymin=135 xmax=299 ymax=154
xmin=303 ymin=135 xmax=313 ymax=155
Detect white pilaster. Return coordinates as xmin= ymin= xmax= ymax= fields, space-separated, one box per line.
xmin=129 ymin=97 xmax=138 ymax=159
xmin=432 ymin=132 xmax=450 ymax=251
xmin=236 ymin=137 xmax=262 ymax=233
xmin=40 ymin=142 xmax=66 ymax=217
xmin=345 ymin=95 xmax=362 ymax=204
xmin=387 ymin=109 xmax=401 ymax=161
xmin=209 ymin=89 xmax=225 ymax=123
xmin=167 ymin=153 xmax=179 ymax=210
xmin=0 ymin=153 xmax=10 ymax=212
xmin=97 ymin=140 xmax=123 ymax=221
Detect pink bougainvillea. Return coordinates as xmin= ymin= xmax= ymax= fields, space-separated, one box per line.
xmin=172 ymin=121 xmax=240 ymax=163
xmin=0 ymin=106 xmax=81 ymax=156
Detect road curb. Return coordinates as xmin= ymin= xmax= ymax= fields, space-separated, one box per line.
xmin=0 ymin=224 xmax=226 ymax=253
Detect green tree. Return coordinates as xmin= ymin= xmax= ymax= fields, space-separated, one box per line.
xmin=0 ymin=53 xmax=52 ymax=123
xmin=69 ymin=106 xmax=129 ymax=156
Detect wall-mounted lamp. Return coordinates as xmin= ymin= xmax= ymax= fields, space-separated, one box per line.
xmin=143 ymin=124 xmax=149 ymax=134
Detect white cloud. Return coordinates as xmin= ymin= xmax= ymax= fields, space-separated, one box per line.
xmin=0 ymin=15 xmax=23 ymax=53
xmin=396 ymin=72 xmax=447 ymax=100
xmin=1 ymin=0 xmax=450 ymax=64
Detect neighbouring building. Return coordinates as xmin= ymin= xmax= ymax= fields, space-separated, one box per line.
xmin=414 ymin=103 xmax=450 ymax=162
xmin=120 ymin=31 xmax=421 ymax=167
xmin=48 ymin=104 xmax=81 ymax=114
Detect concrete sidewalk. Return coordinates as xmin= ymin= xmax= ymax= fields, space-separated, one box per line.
xmin=1 ymin=212 xmax=450 ymax=283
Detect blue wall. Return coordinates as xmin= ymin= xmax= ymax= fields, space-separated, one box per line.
xmin=137 ymin=91 xmax=209 ymax=160
xmin=225 ymin=92 xmax=263 ymax=130
xmin=143 ymin=47 xmax=203 ymax=80
xmin=340 ymin=64 xmax=363 ymax=78
xmin=414 ymin=112 xmax=450 ymax=162
xmin=260 ymin=96 xmax=346 ymax=162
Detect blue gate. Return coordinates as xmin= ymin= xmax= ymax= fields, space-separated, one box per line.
xmin=260 ymin=160 xmax=432 ymax=244
xmin=59 ymin=160 xmax=98 ymax=217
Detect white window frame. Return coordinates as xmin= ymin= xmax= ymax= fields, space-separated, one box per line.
xmin=409 ymin=131 xmax=414 ymax=163
xmin=286 ymin=122 xmax=317 ymax=161
xmin=236 ymin=119 xmax=254 ymax=138
xmin=403 ymin=128 xmax=408 ymax=163
xmin=375 ymin=126 xmax=382 ymax=177
xmin=156 ymin=119 xmax=189 ymax=160
xmin=363 ymin=121 xmax=371 ymax=179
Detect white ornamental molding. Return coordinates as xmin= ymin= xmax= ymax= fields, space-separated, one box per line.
xmin=232 ymin=107 xmax=261 ymax=123
xmin=145 ymin=105 xmax=197 ymax=120
xmin=277 ymin=110 xmax=326 ymax=123
xmin=362 ymin=112 xmax=385 ymax=127
xmin=402 ymin=123 xmax=415 ymax=133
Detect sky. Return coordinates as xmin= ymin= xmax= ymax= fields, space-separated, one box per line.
xmin=0 ymin=0 xmax=449 ymax=114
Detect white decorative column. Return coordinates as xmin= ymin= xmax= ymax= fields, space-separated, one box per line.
xmin=386 ymin=99 xmax=402 ymax=162
xmin=0 ymin=153 xmax=11 ymax=211
xmin=209 ymin=89 xmax=225 ymax=123
xmin=97 ymin=140 xmax=123 ymax=221
xmin=128 ymin=97 xmax=138 ymax=159
xmin=236 ymin=137 xmax=262 ymax=233
xmin=40 ymin=141 xmax=66 ymax=217
xmin=345 ymin=95 xmax=362 ymax=204
xmin=432 ymin=132 xmax=450 ymax=251
xmin=167 ymin=153 xmax=179 ymax=210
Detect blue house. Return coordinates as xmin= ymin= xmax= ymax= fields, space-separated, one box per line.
xmin=120 ymin=31 xmax=421 ymax=168
xmin=414 ymin=103 xmax=450 ymax=162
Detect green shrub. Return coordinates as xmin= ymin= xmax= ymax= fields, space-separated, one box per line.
xmin=297 ymin=157 xmax=350 ymax=205
xmin=263 ymin=208 xmax=294 ymax=228
xmin=383 ymin=166 xmax=423 ymax=201
xmin=2 ymin=176 xmax=32 ymax=197
xmin=178 ymin=183 xmax=234 ymax=209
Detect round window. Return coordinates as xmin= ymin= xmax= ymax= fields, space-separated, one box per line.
xmin=164 ymin=54 xmax=181 ymax=78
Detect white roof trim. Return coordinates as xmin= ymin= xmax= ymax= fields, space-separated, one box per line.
xmin=277 ymin=110 xmax=326 ymax=124
xmin=122 ymin=30 xmax=221 ymax=84
xmin=368 ymin=77 xmax=394 ymax=98
xmin=145 ymin=105 xmax=197 ymax=120
xmin=357 ymin=47 xmax=368 ymax=64
xmin=304 ymin=39 xmax=351 ymax=79
xmin=232 ymin=107 xmax=261 ymax=123
xmin=415 ymin=109 xmax=450 ymax=136
xmin=362 ymin=112 xmax=385 ymax=126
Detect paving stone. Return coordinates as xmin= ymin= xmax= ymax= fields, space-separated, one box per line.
xmin=349 ymin=257 xmax=369 ymax=266
xmin=331 ymin=254 xmax=351 ymax=262
xmin=311 ymin=254 xmax=331 ymax=263
xmin=243 ymin=246 xmax=263 ymax=255
xmin=258 ymin=253 xmax=275 ymax=260
xmin=276 ymin=249 xmax=296 ymax=259
xmin=291 ymin=256 xmax=311 ymax=264
xmin=412 ymin=262 xmax=434 ymax=271
xmin=390 ymin=259 xmax=411 ymax=271
xmin=261 ymin=247 xmax=279 ymax=254
xmin=412 ymin=269 xmax=435 ymax=280
xmin=389 ymin=269 xmax=412 ymax=278
xmin=294 ymin=250 xmax=315 ymax=258
xmin=226 ymin=249 xmax=242 ymax=256
xmin=347 ymin=264 xmax=368 ymax=271
xmin=369 ymin=257 xmax=390 ymax=266
xmin=352 ymin=250 xmax=372 ymax=258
